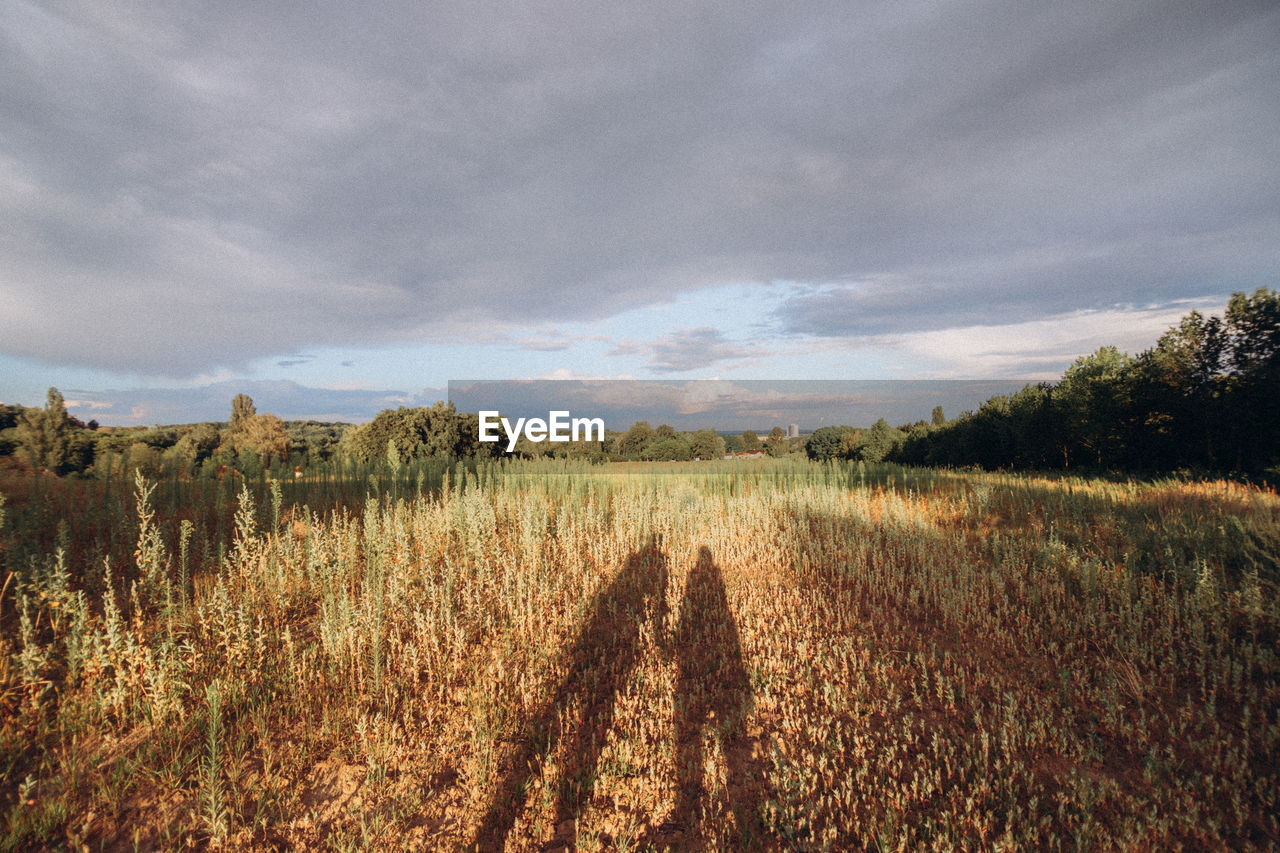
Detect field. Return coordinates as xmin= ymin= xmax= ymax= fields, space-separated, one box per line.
xmin=1 ymin=458 xmax=1277 ymax=851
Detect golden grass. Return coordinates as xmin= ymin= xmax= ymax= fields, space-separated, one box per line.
xmin=0 ymin=460 xmax=1277 ymax=850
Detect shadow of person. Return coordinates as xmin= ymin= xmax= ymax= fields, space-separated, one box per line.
xmin=663 ymin=546 xmax=770 ymax=850
xmin=473 ymin=537 xmax=670 ymax=851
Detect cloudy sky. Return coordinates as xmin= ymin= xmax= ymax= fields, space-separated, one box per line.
xmin=2 ymin=0 xmax=1277 ymax=424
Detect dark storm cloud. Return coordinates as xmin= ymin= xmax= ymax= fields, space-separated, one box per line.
xmin=2 ymin=0 xmax=1277 ymax=375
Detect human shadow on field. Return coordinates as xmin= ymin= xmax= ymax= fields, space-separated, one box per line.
xmin=655 ymin=546 xmax=771 ymax=850
xmin=473 ymin=537 xmax=670 ymax=851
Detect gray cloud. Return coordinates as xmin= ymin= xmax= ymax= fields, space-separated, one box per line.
xmin=450 ymin=379 xmax=1030 ymax=430
xmin=648 ymin=328 xmax=761 ymax=373
xmin=62 ymin=379 xmax=444 ymax=425
xmin=517 ymin=339 xmax=572 ymax=352
xmin=2 ymin=0 xmax=1277 ymax=376
xmin=276 ymin=354 xmax=316 ymax=368
xmin=606 ymin=340 xmax=649 ymax=358
xmin=513 ymin=331 xmax=611 ymax=352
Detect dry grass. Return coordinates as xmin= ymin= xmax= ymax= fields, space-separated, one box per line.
xmin=0 ymin=459 xmax=1277 ymax=850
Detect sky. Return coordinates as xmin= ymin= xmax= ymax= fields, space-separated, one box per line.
xmin=2 ymin=0 xmax=1277 ymax=425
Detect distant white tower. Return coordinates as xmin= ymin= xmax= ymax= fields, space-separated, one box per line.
xmin=788 ymin=423 xmax=800 ymax=439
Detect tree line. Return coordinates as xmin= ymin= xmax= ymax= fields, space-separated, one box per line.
xmin=0 ymin=394 xmax=506 ymax=478
xmin=0 ymin=392 xmax=813 ymax=476
xmin=607 ymin=423 xmax=797 ymax=461
xmin=886 ymin=289 xmax=1279 ymax=477
xmin=0 ymin=392 xmax=341 ymax=478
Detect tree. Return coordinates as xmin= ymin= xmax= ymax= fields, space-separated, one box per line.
xmin=889 ymin=289 xmax=1278 ymax=476
xmin=740 ymin=430 xmax=761 ymax=451
xmin=167 ymin=423 xmax=222 ymax=470
xmin=765 ymin=427 xmax=789 ymax=457
xmin=805 ymin=425 xmax=857 ymax=461
xmin=1224 ymin=287 xmax=1280 ymax=375
xmin=615 ymin=422 xmax=655 ymax=458
xmin=287 ymin=421 xmax=351 ymax=464
xmin=856 ymin=418 xmax=905 ymax=463
xmin=454 ymin=409 xmax=506 ymax=459
xmin=1222 ymin=288 xmax=1280 ymax=472
xmin=1134 ymin=313 xmax=1225 ymax=469
xmin=345 ymin=402 xmax=494 ymax=463
xmin=230 ymin=394 xmax=257 ymax=429
xmin=233 ymin=414 xmax=291 ymax=465
xmin=1055 ymin=346 xmax=1136 ymax=469
xmin=644 ymin=436 xmax=692 ymax=461
xmin=17 ymin=388 xmax=75 ymax=473
xmin=688 ymin=429 xmax=725 ymax=460
xmin=222 ymin=395 xmax=290 ymax=465
xmin=931 ymin=406 xmax=946 ymax=427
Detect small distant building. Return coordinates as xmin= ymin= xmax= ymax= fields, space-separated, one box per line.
xmin=788 ymin=423 xmax=800 ymax=439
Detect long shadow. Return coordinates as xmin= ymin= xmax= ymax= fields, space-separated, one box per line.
xmin=473 ymin=537 xmax=670 ymax=851
xmin=661 ymin=546 xmax=771 ymax=849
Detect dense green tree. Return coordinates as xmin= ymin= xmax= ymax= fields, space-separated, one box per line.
xmin=133 ymin=428 xmax=180 ymax=450
xmin=688 ymin=429 xmax=725 ymax=460
xmin=615 ymin=421 xmax=655 ymax=458
xmin=1222 ymin=288 xmax=1280 ymax=473
xmin=457 ymin=410 xmax=506 ymax=459
xmin=1136 ymin=312 xmax=1227 ymax=468
xmin=644 ymin=436 xmax=693 ymax=461
xmin=286 ymin=421 xmax=351 ymax=464
xmin=855 ymin=418 xmax=904 ymax=463
xmin=1224 ymin=287 xmax=1280 ymax=373
xmin=1055 ymin=346 xmax=1136 ymax=469
xmin=931 ymin=406 xmax=946 ymax=427
xmin=805 ymin=425 xmax=858 ymax=461
xmin=166 ymin=423 xmax=222 ymax=470
xmin=347 ymin=408 xmax=412 ymax=463
xmin=345 ymin=402 xmax=494 ymax=463
xmin=740 ymin=430 xmax=761 ymax=451
xmin=124 ymin=442 xmax=163 ymax=474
